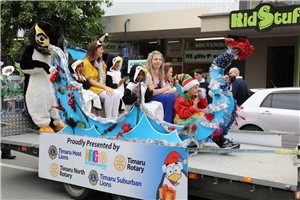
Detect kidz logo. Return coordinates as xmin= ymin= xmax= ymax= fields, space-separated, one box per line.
xmin=88 ymin=170 xmax=99 ymax=186
xmin=230 ymin=3 xmax=300 ymax=32
xmin=48 ymin=145 xmax=58 ymax=160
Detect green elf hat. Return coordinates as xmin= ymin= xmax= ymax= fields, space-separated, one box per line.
xmin=172 ymin=74 xmax=199 ymax=92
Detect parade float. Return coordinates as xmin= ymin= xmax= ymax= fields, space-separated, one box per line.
xmin=47 ymin=37 xmax=254 ymax=148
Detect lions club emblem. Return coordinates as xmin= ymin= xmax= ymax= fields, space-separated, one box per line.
xmin=88 ymin=170 xmax=99 ymax=186
xmin=48 ymin=145 xmax=58 ymax=160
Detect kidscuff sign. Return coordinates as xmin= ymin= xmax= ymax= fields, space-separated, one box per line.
xmin=230 ymin=3 xmax=300 ymax=32
xmin=39 ymin=132 xmax=188 ymax=200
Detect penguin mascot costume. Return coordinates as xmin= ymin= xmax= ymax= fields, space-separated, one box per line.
xmin=20 ymin=21 xmax=64 ymax=133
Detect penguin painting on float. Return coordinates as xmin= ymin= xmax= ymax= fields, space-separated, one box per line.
xmin=20 ymin=21 xmax=64 ymax=133
xmin=156 ymin=151 xmax=188 ymax=200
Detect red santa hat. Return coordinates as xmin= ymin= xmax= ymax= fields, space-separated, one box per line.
xmin=164 ymin=151 xmax=186 ymax=165
xmin=96 ymin=33 xmax=108 ymax=47
xmin=172 ymin=74 xmax=199 ymax=92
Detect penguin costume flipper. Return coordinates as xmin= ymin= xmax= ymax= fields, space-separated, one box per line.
xmin=156 ymin=173 xmax=167 ymax=200
xmin=20 ymin=45 xmax=51 ymax=74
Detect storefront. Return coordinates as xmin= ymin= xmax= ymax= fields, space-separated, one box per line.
xmin=198 ymin=2 xmax=300 ymax=88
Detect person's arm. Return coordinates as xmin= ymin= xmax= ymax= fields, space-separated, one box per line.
xmin=106 ymin=75 xmax=118 ymax=89
xmin=197 ymin=96 xmax=208 ymax=109
xmin=122 ymin=88 xmax=137 ymax=105
xmin=148 ymin=73 xmax=170 ymax=96
xmin=82 ymin=80 xmax=91 ymax=90
xmin=231 ymin=81 xmax=239 ymax=99
xmin=144 ymin=88 xmax=153 ymax=103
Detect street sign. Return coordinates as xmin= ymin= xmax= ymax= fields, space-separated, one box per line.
xmin=122 ymin=48 xmax=128 ymax=57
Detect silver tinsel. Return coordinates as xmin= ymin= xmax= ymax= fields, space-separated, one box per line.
xmin=225 ymin=109 xmax=232 ymax=116
xmin=207 ymin=100 xmax=228 ymax=113
xmin=208 ymin=78 xmax=222 ymax=91
xmin=139 ymin=102 xmax=172 ymax=132
xmin=222 ymin=91 xmax=232 ymax=96
xmin=201 ymin=117 xmax=221 ymax=129
xmin=222 ymin=113 xmax=230 ymax=123
xmin=209 ymin=63 xmax=220 ymax=71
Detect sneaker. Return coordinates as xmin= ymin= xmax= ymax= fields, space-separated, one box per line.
xmin=221 ymin=142 xmax=240 ymax=149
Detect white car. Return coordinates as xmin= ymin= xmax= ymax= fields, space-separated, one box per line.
xmin=231 ymin=87 xmax=300 ymax=132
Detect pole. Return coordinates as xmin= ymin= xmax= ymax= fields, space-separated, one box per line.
xmin=123 ymin=19 xmax=130 ymax=74
xmin=124 ymin=18 xmax=130 ymax=50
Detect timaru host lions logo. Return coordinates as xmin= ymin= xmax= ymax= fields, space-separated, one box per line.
xmin=48 ymin=145 xmax=58 ymax=160
xmin=88 ymin=170 xmax=99 ymax=186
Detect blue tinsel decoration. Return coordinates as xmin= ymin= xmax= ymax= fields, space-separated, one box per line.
xmin=213 ymin=52 xmax=234 ymax=69
xmin=222 ymin=101 xmax=237 ymax=135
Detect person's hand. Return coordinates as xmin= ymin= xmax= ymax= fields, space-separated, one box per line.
xmin=77 ymin=72 xmax=84 ymax=82
xmin=147 ymin=83 xmax=154 ymax=91
xmin=105 ymin=87 xmax=114 ymax=96
xmin=174 ymin=80 xmax=178 ymax=88
xmin=197 ymin=88 xmax=203 ymax=97
xmin=118 ymin=78 xmax=125 ymax=87
xmin=164 ymin=85 xmax=171 ymax=92
xmin=135 ymin=88 xmax=139 ymax=97
xmin=193 ymin=97 xmax=199 ymax=107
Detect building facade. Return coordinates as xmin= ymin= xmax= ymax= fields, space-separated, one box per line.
xmin=103 ymin=0 xmax=300 ymax=89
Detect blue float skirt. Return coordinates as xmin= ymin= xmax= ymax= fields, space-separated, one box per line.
xmin=152 ymin=93 xmax=177 ymax=123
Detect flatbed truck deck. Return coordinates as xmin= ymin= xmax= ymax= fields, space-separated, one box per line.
xmin=2 ymin=130 xmax=299 ymax=200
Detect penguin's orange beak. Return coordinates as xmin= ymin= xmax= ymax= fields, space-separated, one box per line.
xmin=168 ymin=173 xmax=182 ymax=183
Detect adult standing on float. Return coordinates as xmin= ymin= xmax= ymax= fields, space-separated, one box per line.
xmin=145 ymin=51 xmax=177 ymax=123
xmin=83 ymin=34 xmax=120 ymax=118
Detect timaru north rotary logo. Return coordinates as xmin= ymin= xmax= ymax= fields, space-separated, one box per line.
xmin=114 ymin=155 xmax=126 ymax=171
xmin=48 ymin=145 xmax=58 ymax=160
xmin=49 ymin=163 xmax=59 ymax=178
xmin=88 ymin=170 xmax=99 ymax=186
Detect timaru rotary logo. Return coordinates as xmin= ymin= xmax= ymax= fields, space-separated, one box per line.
xmin=88 ymin=170 xmax=99 ymax=186
xmin=114 ymin=155 xmax=126 ymax=171
xmin=49 ymin=163 xmax=59 ymax=178
xmin=48 ymin=145 xmax=58 ymax=160
xmin=99 ymin=152 xmax=107 ymax=164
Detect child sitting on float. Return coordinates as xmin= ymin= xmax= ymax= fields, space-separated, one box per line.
xmin=164 ymin=62 xmax=178 ymax=91
xmin=173 ymin=74 xmax=207 ymax=125
xmin=68 ymin=59 xmax=102 ymax=116
xmin=106 ymin=54 xmax=125 ymax=114
xmin=173 ymin=74 xmax=239 ymax=149
xmin=123 ymin=64 xmax=164 ymax=121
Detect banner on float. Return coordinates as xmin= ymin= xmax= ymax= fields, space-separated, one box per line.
xmin=39 ymin=132 xmax=188 ymax=200
xmin=127 ymin=60 xmax=147 ymax=73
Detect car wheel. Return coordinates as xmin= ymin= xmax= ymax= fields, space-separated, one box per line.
xmin=241 ymin=125 xmax=263 ymax=131
xmin=63 ymin=183 xmax=94 ymax=200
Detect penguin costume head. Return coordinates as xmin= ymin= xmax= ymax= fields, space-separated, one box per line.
xmin=28 ymin=21 xmax=61 ymax=55
xmin=106 ymin=54 xmax=123 ymax=72
xmin=129 ymin=64 xmax=149 ymax=85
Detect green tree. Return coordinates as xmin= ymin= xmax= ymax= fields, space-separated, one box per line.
xmin=1 ymin=0 xmax=113 ymax=59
